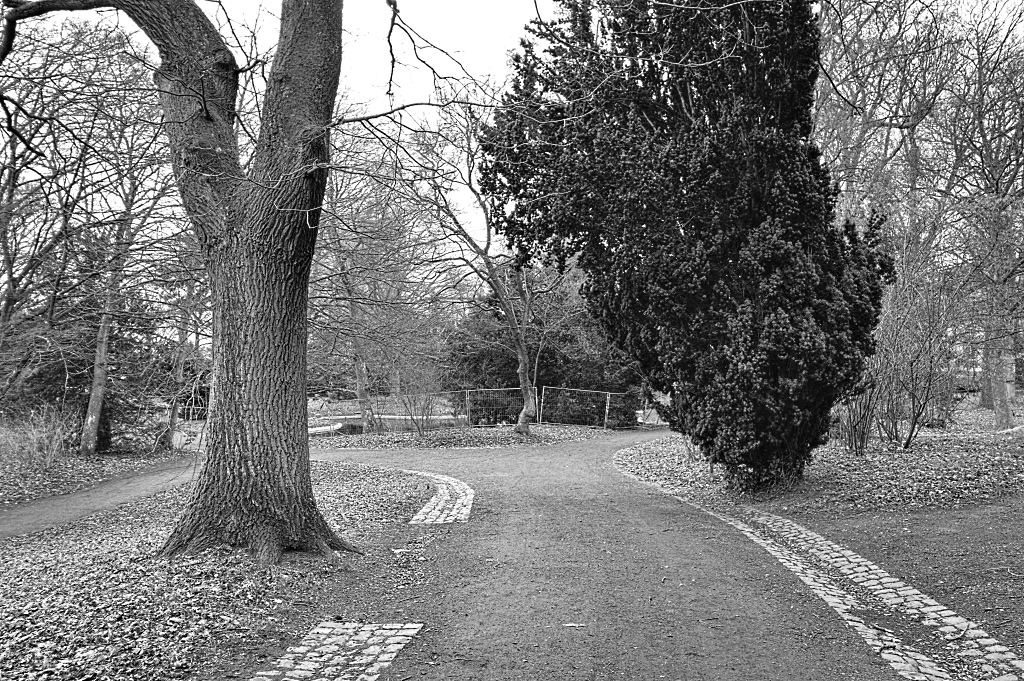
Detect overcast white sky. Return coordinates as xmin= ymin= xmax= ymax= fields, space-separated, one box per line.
xmin=213 ymin=0 xmax=556 ymax=112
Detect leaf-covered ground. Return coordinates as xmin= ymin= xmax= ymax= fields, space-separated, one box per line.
xmin=615 ymin=408 xmax=1024 ymax=669
xmin=310 ymin=423 xmax=606 ymax=450
xmin=0 ymin=450 xmax=186 ymax=508
xmin=0 ymin=461 xmax=431 ymax=681
xmin=615 ymin=417 xmax=1024 ymax=517
xmin=2 ymin=425 xmax=605 ymax=510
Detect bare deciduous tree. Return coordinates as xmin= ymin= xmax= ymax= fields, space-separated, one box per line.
xmin=1 ymin=0 xmax=359 ymax=562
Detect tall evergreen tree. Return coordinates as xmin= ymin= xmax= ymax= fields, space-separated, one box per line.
xmin=482 ymin=0 xmax=891 ymax=488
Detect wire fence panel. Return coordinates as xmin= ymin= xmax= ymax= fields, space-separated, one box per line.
xmin=464 ymin=387 xmax=537 ymax=427
xmin=308 ymin=387 xmax=538 ymax=434
xmin=538 ymin=386 xmax=640 ymax=429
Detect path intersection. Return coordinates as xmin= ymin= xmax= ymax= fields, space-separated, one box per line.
xmin=304 ymin=432 xmax=1022 ymax=681
xmin=2 ymin=431 xmax=1018 ymax=680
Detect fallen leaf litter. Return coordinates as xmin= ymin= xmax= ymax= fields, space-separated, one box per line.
xmin=1 ymin=424 xmax=603 ymax=680
xmin=0 ymin=462 xmax=427 ymax=681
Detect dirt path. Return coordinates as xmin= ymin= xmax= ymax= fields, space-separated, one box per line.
xmin=317 ymin=432 xmax=895 ymax=680
xmin=1 ymin=433 xmax=904 ymax=679
xmin=0 ymin=454 xmax=201 ymax=540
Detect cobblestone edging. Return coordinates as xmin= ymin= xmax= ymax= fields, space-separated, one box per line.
xmin=688 ymin=500 xmax=955 ymax=681
xmin=248 ymin=621 xmax=423 ymax=681
xmin=404 ymin=470 xmax=474 ymax=524
xmin=685 ymin=498 xmax=1024 ymax=681
xmin=744 ymin=510 xmax=1024 ymax=681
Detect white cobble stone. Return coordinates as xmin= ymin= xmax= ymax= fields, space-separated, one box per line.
xmin=252 ymin=622 xmax=423 ymax=681
xmin=684 ymin=500 xmax=952 ymax=681
xmin=742 ymin=510 xmax=1024 ymax=680
xmin=405 ymin=470 xmax=475 ymax=524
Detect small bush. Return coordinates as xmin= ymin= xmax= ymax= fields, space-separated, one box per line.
xmin=0 ymin=407 xmax=81 ymax=471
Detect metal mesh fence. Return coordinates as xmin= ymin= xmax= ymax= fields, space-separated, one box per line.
xmin=538 ymin=386 xmax=640 ymax=429
xmin=308 ymin=387 xmax=537 ymax=434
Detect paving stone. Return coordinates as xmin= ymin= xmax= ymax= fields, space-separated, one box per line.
xmin=406 ymin=471 xmax=474 ymax=524
xmin=688 ymin=505 xmax=958 ymax=681
xmin=727 ymin=507 xmax=1024 ymax=681
xmin=251 ymin=622 xmax=423 ymax=681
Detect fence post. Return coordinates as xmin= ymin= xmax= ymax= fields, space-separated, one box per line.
xmin=539 ymin=386 xmax=546 ymax=425
xmin=604 ymin=392 xmax=611 ymax=429
xmin=465 ymin=389 xmax=471 ymax=427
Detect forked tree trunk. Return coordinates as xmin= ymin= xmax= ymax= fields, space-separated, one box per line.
xmin=513 ymin=339 xmax=536 ymax=435
xmin=1 ymin=0 xmax=352 ymax=563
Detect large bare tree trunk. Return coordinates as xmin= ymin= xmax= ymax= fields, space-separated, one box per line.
xmin=0 ymin=0 xmax=353 ymax=561
xmin=987 ymin=323 xmax=1016 ymax=431
xmin=153 ymin=0 xmax=351 ymax=563
xmin=161 ymin=235 xmax=356 ymax=562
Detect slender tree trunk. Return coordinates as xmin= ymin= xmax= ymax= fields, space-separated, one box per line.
xmin=163 ymin=314 xmax=188 ymax=449
xmin=80 ymin=294 xmax=114 ymax=457
xmin=513 ymin=338 xmax=536 ymax=435
xmin=354 ymin=355 xmax=373 ymax=433
xmin=983 ymin=206 xmax=1016 ymax=432
xmin=346 ymin=286 xmax=374 ymax=433
xmin=980 ymin=344 xmax=994 ymax=409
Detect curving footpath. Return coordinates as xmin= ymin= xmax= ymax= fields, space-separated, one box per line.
xmin=3 ymin=431 xmax=1017 ymax=680
xmin=320 ymin=431 xmax=912 ymax=680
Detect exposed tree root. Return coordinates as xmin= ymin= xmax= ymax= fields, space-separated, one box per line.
xmin=159 ymin=511 xmax=363 ymax=564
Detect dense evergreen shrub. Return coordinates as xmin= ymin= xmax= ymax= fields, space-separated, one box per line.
xmin=482 ymin=0 xmax=890 ymax=487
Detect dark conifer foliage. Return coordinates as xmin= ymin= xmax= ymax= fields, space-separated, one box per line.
xmin=481 ymin=0 xmax=891 ymax=488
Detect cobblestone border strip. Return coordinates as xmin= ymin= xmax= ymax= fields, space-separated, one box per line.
xmin=404 ymin=470 xmax=474 ymax=524
xmin=685 ymin=499 xmax=956 ymax=681
xmin=248 ymin=621 xmax=423 ymax=681
xmin=745 ymin=510 xmax=1024 ymax=681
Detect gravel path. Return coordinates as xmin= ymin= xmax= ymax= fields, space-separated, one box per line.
xmin=0 ymin=454 xmax=202 ymax=540
xmin=319 ymin=430 xmax=894 ymax=680
xmin=8 ymin=425 xmax=1015 ymax=680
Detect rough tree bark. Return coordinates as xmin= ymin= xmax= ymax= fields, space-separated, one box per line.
xmin=988 ymin=326 xmax=1015 ymax=430
xmin=1 ymin=0 xmax=358 ymax=562
xmin=79 ymin=287 xmax=114 ymax=457
xmin=511 ymin=335 xmax=537 ymax=434
xmin=507 ymin=269 xmax=537 ymax=435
